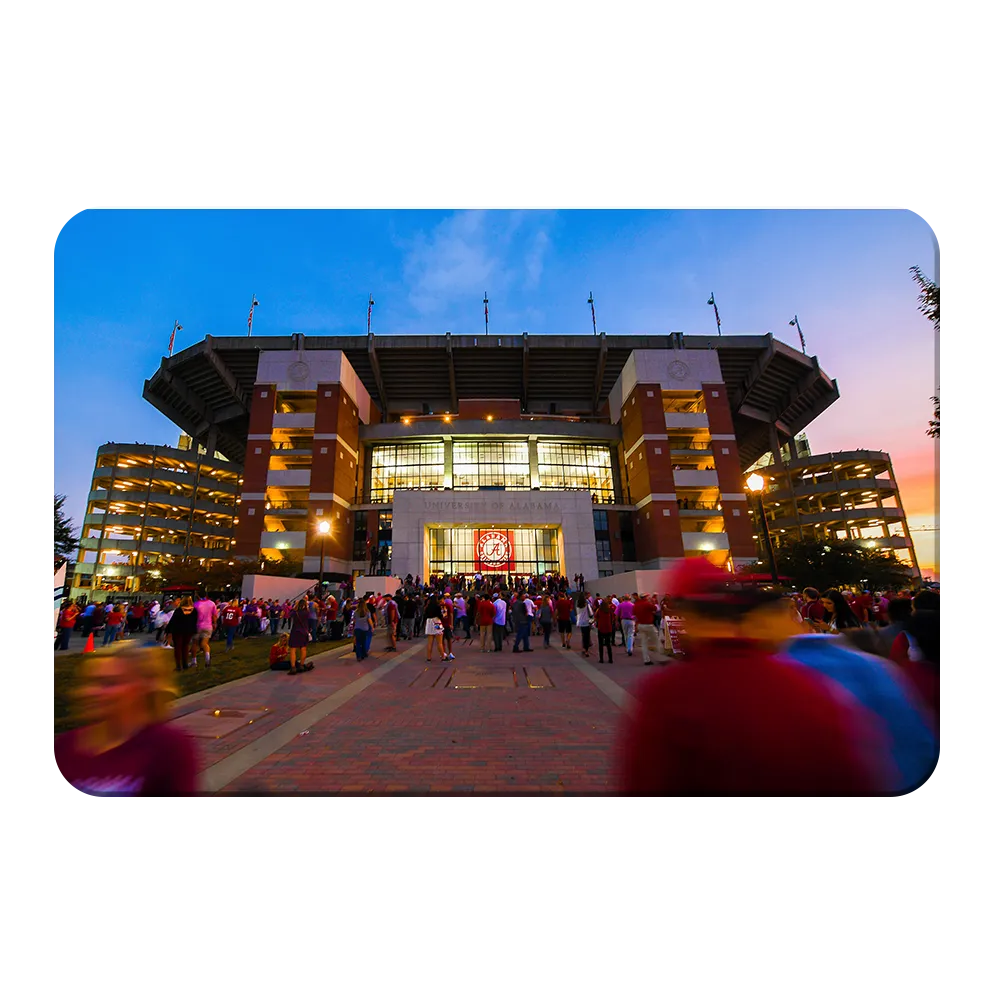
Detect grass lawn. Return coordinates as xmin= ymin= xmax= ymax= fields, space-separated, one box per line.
xmin=54 ymin=634 xmax=352 ymax=734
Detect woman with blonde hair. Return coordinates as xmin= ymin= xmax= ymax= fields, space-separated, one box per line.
xmin=55 ymin=644 xmax=198 ymax=795
xmin=353 ymin=597 xmax=373 ymax=661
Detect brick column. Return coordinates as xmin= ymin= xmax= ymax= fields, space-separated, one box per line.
xmin=308 ymin=383 xmax=361 ymax=567
xmin=233 ymin=384 xmax=275 ymax=557
xmin=619 ymin=382 xmax=684 ymax=563
xmin=703 ymin=383 xmax=756 ymax=560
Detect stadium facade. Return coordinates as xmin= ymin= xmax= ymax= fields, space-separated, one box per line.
xmin=135 ymin=331 xmax=842 ymax=586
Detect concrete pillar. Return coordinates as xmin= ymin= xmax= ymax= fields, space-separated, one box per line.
xmin=528 ymin=438 xmax=540 ymax=489
xmin=768 ymin=423 xmax=785 ymax=471
xmin=443 ymin=437 xmax=454 ymax=488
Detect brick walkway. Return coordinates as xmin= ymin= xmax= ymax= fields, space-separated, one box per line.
xmin=174 ymin=632 xmax=668 ymax=795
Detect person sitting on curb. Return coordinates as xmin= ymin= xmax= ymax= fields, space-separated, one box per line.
xmin=269 ymin=633 xmax=291 ymax=671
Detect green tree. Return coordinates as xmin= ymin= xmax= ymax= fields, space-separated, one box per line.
xmin=55 ymin=494 xmax=78 ymax=562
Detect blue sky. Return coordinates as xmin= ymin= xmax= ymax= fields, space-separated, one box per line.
xmin=55 ymin=209 xmax=938 ymax=568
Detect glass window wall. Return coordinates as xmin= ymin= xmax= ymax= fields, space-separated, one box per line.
xmin=369 ymin=442 xmax=445 ymax=503
xmin=453 ymin=441 xmax=530 ymax=490
xmin=538 ymin=442 xmax=614 ymax=501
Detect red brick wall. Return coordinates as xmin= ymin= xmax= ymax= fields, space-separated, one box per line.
xmin=306 ymin=384 xmax=361 ymax=562
xmin=618 ymin=383 xmax=683 ymax=560
xmin=457 ymin=398 xmax=521 ymax=420
xmin=633 ymin=501 xmax=685 ymax=561
xmin=248 ymin=384 xmax=277 ymax=435
xmin=233 ymin=384 xmax=275 ymax=557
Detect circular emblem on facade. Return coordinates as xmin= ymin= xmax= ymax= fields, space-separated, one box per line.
xmin=667 ymin=360 xmax=690 ymax=380
xmin=477 ymin=530 xmax=512 ymax=566
xmin=287 ymin=361 xmax=310 ymax=383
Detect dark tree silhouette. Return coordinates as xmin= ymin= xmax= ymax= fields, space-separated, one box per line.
xmin=910 ymin=265 xmax=940 ymax=438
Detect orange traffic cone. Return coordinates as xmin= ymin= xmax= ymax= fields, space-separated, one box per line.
xmin=83 ymin=632 xmax=95 ymax=653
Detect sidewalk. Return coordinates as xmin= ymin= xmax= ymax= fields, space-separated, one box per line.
xmin=173 ymin=631 xmax=667 ymax=795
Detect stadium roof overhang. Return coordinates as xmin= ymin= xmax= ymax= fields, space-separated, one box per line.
xmin=143 ymin=331 xmax=839 ymax=469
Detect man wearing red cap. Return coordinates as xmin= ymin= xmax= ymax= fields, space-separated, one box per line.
xmin=618 ymin=558 xmax=888 ymax=795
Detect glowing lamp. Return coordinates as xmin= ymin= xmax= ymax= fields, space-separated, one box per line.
xmin=746 ymin=473 xmax=765 ymax=493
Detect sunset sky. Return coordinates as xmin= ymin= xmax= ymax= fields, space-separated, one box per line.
xmin=54 ymin=209 xmax=939 ymax=575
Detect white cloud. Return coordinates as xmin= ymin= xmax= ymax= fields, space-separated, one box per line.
xmin=402 ymin=210 xmax=551 ymax=313
xmin=524 ymin=229 xmax=549 ymax=289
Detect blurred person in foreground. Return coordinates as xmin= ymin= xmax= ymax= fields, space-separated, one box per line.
xmin=618 ymin=558 xmax=890 ymax=795
xmin=887 ymin=593 xmax=940 ymax=726
xmin=55 ymin=644 xmax=198 ymax=795
xmin=783 ymin=618 xmax=938 ymax=792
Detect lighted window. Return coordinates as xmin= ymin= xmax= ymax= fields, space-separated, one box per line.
xmin=537 ymin=441 xmax=615 ymax=501
xmin=453 ymin=440 xmax=530 ymax=491
xmin=368 ymin=441 xmax=445 ymax=503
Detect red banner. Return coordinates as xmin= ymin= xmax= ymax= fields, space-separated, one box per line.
xmin=475 ymin=529 xmax=515 ymax=573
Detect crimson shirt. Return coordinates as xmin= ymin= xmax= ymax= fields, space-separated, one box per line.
xmin=556 ymin=598 xmax=574 ymax=622
xmin=618 ymin=638 xmax=883 ymax=794
xmin=633 ymin=598 xmax=656 ymax=625
xmin=55 ymin=723 xmax=198 ymax=796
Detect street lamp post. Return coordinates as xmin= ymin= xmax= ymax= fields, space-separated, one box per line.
xmin=746 ymin=473 xmax=779 ymax=586
xmin=317 ymin=520 xmax=331 ymax=594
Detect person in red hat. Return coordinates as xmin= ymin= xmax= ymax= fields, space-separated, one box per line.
xmin=618 ymin=558 xmax=890 ymax=795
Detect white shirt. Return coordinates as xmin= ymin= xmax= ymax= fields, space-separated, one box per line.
xmin=493 ymin=599 xmax=507 ymax=626
xmin=522 ymin=598 xmax=535 ymax=618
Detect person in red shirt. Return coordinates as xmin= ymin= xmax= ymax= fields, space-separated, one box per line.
xmin=56 ymin=601 xmax=79 ymax=650
xmin=270 ymin=632 xmax=291 ymax=670
xmin=102 ymin=604 xmax=125 ymax=646
xmin=618 ymin=558 xmax=888 ymax=795
xmin=555 ymin=593 xmax=574 ymax=649
xmin=220 ymin=599 xmax=242 ymax=652
xmin=633 ymin=594 xmax=659 ymax=664
xmin=476 ymin=592 xmax=496 ymax=652
xmin=800 ymin=587 xmax=826 ymax=630
xmin=55 ymin=644 xmax=198 ymax=795
xmin=595 ymin=598 xmax=615 ymax=663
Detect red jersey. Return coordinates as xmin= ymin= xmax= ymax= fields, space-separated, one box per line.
xmin=595 ymin=606 xmax=615 ymax=632
xmin=618 ymin=638 xmax=882 ymax=795
xmin=58 ymin=606 xmax=79 ymax=628
xmin=477 ymin=600 xmax=496 ymax=626
xmin=633 ymin=598 xmax=656 ymax=625
xmin=221 ymin=606 xmax=242 ymax=626
xmin=556 ymin=598 xmax=573 ymax=622
xmin=106 ymin=611 xmax=124 ymax=626
xmin=803 ymin=600 xmax=826 ymax=623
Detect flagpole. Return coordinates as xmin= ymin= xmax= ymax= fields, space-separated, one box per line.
xmin=484 ymin=292 xmax=489 ymax=336
xmin=367 ymin=294 xmax=374 ymax=335
xmin=168 ymin=320 xmax=183 ymax=357
xmin=708 ymin=293 xmax=722 ymax=336
xmin=588 ymin=292 xmax=597 ymax=335
xmin=247 ymin=294 xmax=259 ymax=337
xmin=789 ymin=315 xmax=806 ymax=353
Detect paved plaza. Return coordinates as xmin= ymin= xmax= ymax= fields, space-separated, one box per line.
xmin=170 ymin=634 xmax=665 ymax=795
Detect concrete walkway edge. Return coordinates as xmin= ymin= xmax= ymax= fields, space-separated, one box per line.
xmin=556 ymin=647 xmax=639 ymax=718
xmin=174 ymin=641 xmax=352 ymax=709
xmin=199 ymin=643 xmax=425 ymax=793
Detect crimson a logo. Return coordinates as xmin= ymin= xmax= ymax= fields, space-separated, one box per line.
xmin=477 ymin=530 xmax=511 ymax=566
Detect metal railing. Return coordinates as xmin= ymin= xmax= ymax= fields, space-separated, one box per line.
xmin=676 ymin=500 xmax=724 ymax=511
xmin=358 ymin=486 xmax=631 ymax=505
